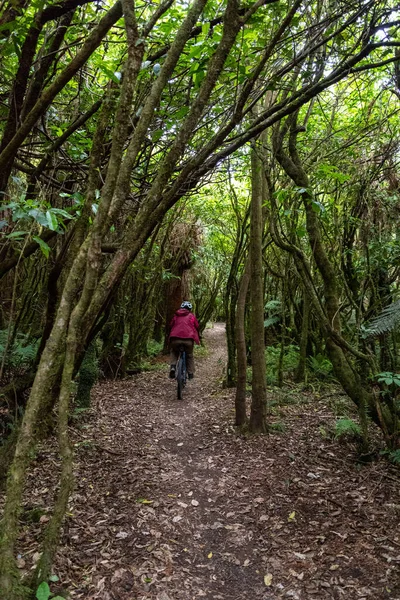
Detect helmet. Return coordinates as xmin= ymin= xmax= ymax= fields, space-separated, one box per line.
xmin=180 ymin=301 xmax=192 ymax=310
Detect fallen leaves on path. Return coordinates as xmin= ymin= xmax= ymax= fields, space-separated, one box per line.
xmin=7 ymin=324 xmax=400 ymax=599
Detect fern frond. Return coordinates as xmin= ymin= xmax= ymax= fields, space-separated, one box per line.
xmin=335 ymin=418 xmax=362 ymax=440
xmin=264 ymin=316 xmax=280 ymax=328
xmin=363 ymin=300 xmax=400 ymax=338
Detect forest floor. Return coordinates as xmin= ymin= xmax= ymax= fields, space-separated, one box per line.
xmin=19 ymin=323 xmax=400 ymax=600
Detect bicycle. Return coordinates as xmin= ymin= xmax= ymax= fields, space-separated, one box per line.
xmin=175 ymin=345 xmax=187 ymax=400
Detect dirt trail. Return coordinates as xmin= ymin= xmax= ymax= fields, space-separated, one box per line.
xmin=51 ymin=323 xmax=400 ymax=600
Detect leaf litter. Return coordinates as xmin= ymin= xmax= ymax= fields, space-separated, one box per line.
xmin=4 ymin=323 xmax=400 ymax=599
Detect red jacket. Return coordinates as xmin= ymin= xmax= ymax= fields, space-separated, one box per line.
xmin=169 ymin=309 xmax=200 ymax=345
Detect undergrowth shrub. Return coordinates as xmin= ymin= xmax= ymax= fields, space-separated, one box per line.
xmin=331 ymin=396 xmax=353 ymax=418
xmin=140 ymin=361 xmax=166 ymax=372
xmin=265 ymin=344 xmax=300 ymax=385
xmin=308 ymin=354 xmax=333 ymax=379
xmin=270 ymin=421 xmax=286 ymax=433
xmin=146 ymin=339 xmax=163 ymax=357
xmin=371 ymin=372 xmax=400 ymax=449
xmin=334 ymin=418 xmax=362 ymax=441
xmin=381 ymin=449 xmax=400 ymax=465
xmin=194 ymin=344 xmax=208 ymax=358
xmin=0 ymin=329 xmax=39 ymax=372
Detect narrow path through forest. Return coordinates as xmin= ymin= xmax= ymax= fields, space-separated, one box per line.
xmin=40 ymin=324 xmax=400 ymax=599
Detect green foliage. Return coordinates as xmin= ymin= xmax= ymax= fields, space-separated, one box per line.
xmin=334 ymin=418 xmax=362 ymax=440
xmin=265 ymin=345 xmax=299 ymax=385
xmin=363 ymin=300 xmax=400 ymax=338
xmin=146 ymin=339 xmax=163 ymax=357
xmin=194 ymin=344 xmax=208 ymax=358
xmin=70 ymin=407 xmax=90 ymax=422
xmin=269 ymin=421 xmax=286 ymax=433
xmin=308 ymin=354 xmax=333 ymax=379
xmin=1 ymin=194 xmax=75 ymax=256
xmin=264 ymin=316 xmax=280 ymax=329
xmin=264 ymin=299 xmax=281 ymax=329
xmin=75 ymin=343 xmax=98 ymax=409
xmin=382 ymin=449 xmax=400 ymax=465
xmin=375 ymin=371 xmax=400 ymax=387
xmin=316 ymin=163 xmax=351 ymax=184
xmin=265 ymin=300 xmax=281 ymax=311
xmin=319 ymin=425 xmax=329 ymax=439
xmin=21 ymin=506 xmax=46 ymax=524
xmin=36 ymin=581 xmax=64 ymax=600
xmin=0 ymin=330 xmax=38 ymax=370
xmin=138 ymin=361 xmax=166 ymax=373
xmin=331 ymin=396 xmax=353 ymax=418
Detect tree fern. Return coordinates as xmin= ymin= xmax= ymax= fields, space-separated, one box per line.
xmin=363 ymin=300 xmax=400 ymax=337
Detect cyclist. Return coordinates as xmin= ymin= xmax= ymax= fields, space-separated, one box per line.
xmin=169 ymin=301 xmax=200 ymax=380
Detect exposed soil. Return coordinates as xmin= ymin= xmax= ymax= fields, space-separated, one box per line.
xmin=15 ymin=324 xmax=400 ymax=599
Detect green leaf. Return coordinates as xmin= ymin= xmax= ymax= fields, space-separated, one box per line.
xmin=6 ymin=230 xmax=26 ymax=238
xmin=33 ymin=236 xmax=51 ymax=259
xmin=202 ymin=22 xmax=210 ymax=37
xmin=193 ymin=69 xmax=205 ymax=87
xmin=0 ymin=20 xmax=17 ymax=32
xmin=311 ymin=200 xmax=325 ymax=213
xmin=175 ymin=106 xmax=189 ymax=119
xmin=189 ymin=42 xmax=204 ymax=59
xmin=12 ymin=208 xmax=27 ymax=220
xmin=98 ymin=63 xmax=121 ymax=84
xmin=36 ymin=582 xmax=51 ymax=600
xmin=12 ymin=37 xmax=21 ymax=59
xmin=264 ymin=316 xmax=280 ymax=328
xmin=50 ymin=208 xmax=73 ymax=219
xmin=317 ymin=163 xmax=350 ymax=183
xmin=28 ymin=209 xmax=48 ymax=227
xmin=49 ymin=574 xmax=59 ymax=582
xmin=296 ymin=225 xmax=307 ymax=238
xmin=152 ymin=129 xmax=163 ymax=142
xmin=46 ymin=210 xmax=58 ymax=231
xmin=71 ymin=192 xmax=84 ymax=205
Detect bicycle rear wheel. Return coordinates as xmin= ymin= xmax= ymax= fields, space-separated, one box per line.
xmin=176 ymin=351 xmax=186 ymax=400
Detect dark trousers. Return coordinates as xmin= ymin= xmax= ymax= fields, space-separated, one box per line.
xmin=170 ymin=338 xmax=195 ymax=374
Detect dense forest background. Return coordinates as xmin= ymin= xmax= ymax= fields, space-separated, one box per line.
xmin=1 ymin=0 xmax=400 ymax=597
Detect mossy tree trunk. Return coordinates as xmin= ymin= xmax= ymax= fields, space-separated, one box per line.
xmin=225 ymin=292 xmax=238 ymax=387
xmin=235 ymin=257 xmax=250 ymax=426
xmin=224 ymin=202 xmax=248 ymax=388
xmin=249 ymin=139 xmax=267 ymax=433
xmin=295 ymin=289 xmax=310 ymax=383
